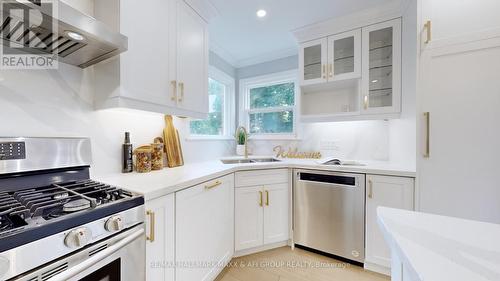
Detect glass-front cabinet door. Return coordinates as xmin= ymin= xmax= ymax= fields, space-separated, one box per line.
xmin=299 ymin=38 xmax=328 ymax=86
xmin=361 ymin=18 xmax=401 ymax=114
xmin=327 ymin=29 xmax=361 ymax=81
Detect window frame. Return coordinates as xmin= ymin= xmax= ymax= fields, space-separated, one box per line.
xmin=188 ymin=66 xmax=235 ymax=140
xmin=239 ymin=69 xmax=299 ymax=140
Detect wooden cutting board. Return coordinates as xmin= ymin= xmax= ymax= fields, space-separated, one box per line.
xmin=163 ymin=115 xmax=184 ymax=167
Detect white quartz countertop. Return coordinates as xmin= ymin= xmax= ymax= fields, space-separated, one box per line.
xmin=377 ymin=207 xmax=500 ymax=281
xmin=96 ymin=157 xmax=415 ymax=201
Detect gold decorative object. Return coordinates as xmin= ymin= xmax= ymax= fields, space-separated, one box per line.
xmin=273 ymin=145 xmax=322 ymax=159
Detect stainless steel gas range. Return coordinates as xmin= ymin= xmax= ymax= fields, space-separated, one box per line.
xmin=0 ymin=137 xmax=145 ymax=281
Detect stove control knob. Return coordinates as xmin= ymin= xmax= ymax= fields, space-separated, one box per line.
xmin=105 ymin=215 xmax=124 ymax=232
xmin=64 ymin=227 xmax=92 ymax=248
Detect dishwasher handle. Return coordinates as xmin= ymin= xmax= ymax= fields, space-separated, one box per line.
xmin=297 ymin=172 xmax=357 ymax=186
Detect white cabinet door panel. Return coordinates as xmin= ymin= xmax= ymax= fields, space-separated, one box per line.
xmin=299 ymin=38 xmax=328 ymax=86
xmin=365 ymin=175 xmax=414 ymax=269
xmin=235 ymin=186 xmax=264 ymax=251
xmin=176 ymin=0 xmax=209 ymax=114
xmin=361 ymin=18 xmax=401 ymax=115
xmin=263 ymin=183 xmax=289 ymax=245
xmin=327 ymin=29 xmax=361 ymax=81
xmin=176 ymin=175 xmax=234 ymax=281
xmin=421 ymin=0 xmax=500 ymax=44
xmin=119 ymin=0 xmax=175 ymax=107
xmin=145 ymin=194 xmax=175 ymax=281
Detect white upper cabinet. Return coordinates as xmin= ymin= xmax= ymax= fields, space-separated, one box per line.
xmin=299 ymin=30 xmax=361 ymax=87
xmin=298 ymin=18 xmax=402 ymax=122
xmin=299 ymin=38 xmax=328 ymax=86
xmin=175 ymin=0 xmax=209 ymax=114
xmin=94 ymin=0 xmax=209 ymax=119
xmin=361 ymin=19 xmax=401 ymax=115
xmin=328 ymin=29 xmax=361 ymax=82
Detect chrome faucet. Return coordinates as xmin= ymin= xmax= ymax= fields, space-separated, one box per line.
xmin=235 ymin=126 xmax=248 ymax=158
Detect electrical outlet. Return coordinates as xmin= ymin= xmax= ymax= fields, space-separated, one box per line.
xmin=319 ymin=140 xmax=340 ymax=151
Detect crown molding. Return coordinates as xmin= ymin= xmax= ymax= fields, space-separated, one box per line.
xmin=209 ymin=42 xmax=238 ymax=67
xmin=234 ymin=47 xmax=298 ymax=68
xmin=292 ymin=1 xmax=405 ymax=43
xmin=210 ymin=43 xmax=298 ymax=69
xmin=184 ymin=0 xmax=219 ymax=22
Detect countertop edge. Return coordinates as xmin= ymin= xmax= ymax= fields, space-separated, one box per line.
xmin=98 ymin=161 xmax=416 ymax=201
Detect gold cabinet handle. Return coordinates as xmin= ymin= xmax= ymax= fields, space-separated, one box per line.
xmin=363 ymin=95 xmax=369 ymax=110
xmin=146 ymin=210 xmax=155 ymax=242
xmin=259 ymin=191 xmax=263 ymax=207
xmin=423 ymin=112 xmax=430 ymax=158
xmin=329 ymin=63 xmax=333 ymax=78
xmin=170 ymin=80 xmax=177 ymax=101
xmin=322 ymin=64 xmax=326 ymax=79
xmin=368 ymin=180 xmax=373 ymax=199
xmin=265 ymin=190 xmax=269 ymax=206
xmin=205 ymin=180 xmax=222 ymax=190
xmin=424 ymin=20 xmax=431 ymax=44
xmin=178 ymin=82 xmax=184 ymax=102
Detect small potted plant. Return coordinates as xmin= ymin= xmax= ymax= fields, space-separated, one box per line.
xmin=235 ymin=129 xmax=247 ymax=156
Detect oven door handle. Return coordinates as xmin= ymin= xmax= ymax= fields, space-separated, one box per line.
xmin=49 ymin=228 xmax=144 ymax=281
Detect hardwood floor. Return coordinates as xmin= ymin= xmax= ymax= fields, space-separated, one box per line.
xmin=216 ymin=247 xmax=389 ymax=281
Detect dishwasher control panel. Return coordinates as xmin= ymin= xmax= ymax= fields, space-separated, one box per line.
xmin=0 ymin=142 xmax=26 ymax=160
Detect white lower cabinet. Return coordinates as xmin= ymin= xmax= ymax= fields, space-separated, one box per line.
xmin=145 ymin=194 xmax=175 ymax=281
xmin=365 ymin=175 xmax=414 ymax=274
xmin=234 ymin=170 xmax=289 ymax=252
xmin=263 ymin=183 xmax=290 ymax=244
xmin=234 ymin=186 xmax=264 ymax=250
xmin=175 ymin=174 xmax=234 ymax=281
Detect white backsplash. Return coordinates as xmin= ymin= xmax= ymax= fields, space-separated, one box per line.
xmin=249 ymin=121 xmax=389 ymax=161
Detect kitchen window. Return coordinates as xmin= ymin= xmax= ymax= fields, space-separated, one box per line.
xmin=239 ymin=70 xmax=298 ymax=139
xmin=189 ymin=66 xmax=235 ymax=139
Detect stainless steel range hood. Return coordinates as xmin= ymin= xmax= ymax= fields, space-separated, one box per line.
xmin=0 ymin=0 xmax=127 ymax=68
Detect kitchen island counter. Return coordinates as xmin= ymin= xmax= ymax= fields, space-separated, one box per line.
xmin=377 ymin=207 xmax=500 ymax=281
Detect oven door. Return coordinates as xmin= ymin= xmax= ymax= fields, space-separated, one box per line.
xmin=15 ymin=224 xmax=145 ymax=281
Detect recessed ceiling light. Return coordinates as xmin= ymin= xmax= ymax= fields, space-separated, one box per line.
xmin=65 ymin=31 xmax=85 ymax=41
xmin=256 ymin=9 xmax=267 ymax=18
xmin=371 ymin=79 xmax=378 ymax=83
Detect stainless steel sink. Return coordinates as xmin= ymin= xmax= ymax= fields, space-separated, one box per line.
xmin=220 ymin=158 xmax=281 ymax=164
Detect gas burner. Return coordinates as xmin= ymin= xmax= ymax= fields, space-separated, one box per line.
xmin=63 ymin=198 xmax=91 ymax=213
xmin=0 ymin=216 xmax=12 ymax=232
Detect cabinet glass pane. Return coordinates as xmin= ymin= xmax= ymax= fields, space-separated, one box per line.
xmin=368 ymin=27 xmax=393 ymax=108
xmin=303 ymin=45 xmax=322 ymax=80
xmin=334 ymin=36 xmax=354 ymax=75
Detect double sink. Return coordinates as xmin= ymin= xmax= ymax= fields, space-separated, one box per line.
xmin=220 ymin=158 xmax=281 ymax=164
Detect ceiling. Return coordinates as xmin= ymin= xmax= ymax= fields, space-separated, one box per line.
xmin=208 ymin=0 xmax=396 ymax=68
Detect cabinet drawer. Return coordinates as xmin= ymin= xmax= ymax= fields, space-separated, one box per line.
xmin=235 ymin=169 xmax=289 ymax=187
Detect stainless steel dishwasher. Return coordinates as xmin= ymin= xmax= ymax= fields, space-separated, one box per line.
xmin=293 ymin=169 xmax=365 ymax=263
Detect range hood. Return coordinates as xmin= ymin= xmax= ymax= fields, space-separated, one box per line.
xmin=0 ymin=0 xmax=127 ymax=68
